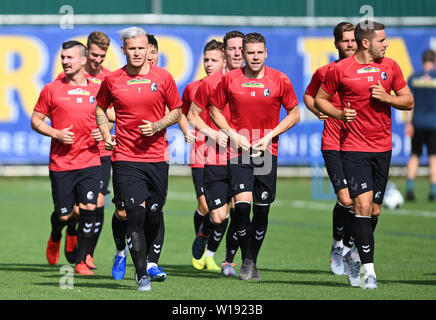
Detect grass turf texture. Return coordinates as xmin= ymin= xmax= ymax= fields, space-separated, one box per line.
xmin=0 ymin=175 xmax=435 ymax=300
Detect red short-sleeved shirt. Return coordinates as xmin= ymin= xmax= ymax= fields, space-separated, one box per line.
xmin=211 ymin=66 xmax=298 ymax=158
xmin=96 ymin=64 xmax=182 ymax=162
xmin=305 ymin=61 xmax=343 ymax=151
xmin=181 ymin=79 xmax=207 ymax=168
xmin=321 ymin=56 xmax=407 ymax=152
xmin=192 ymin=70 xmax=230 ymax=166
xmin=34 ymin=78 xmax=101 ymax=171
xmin=57 ymin=66 xmax=113 ymax=157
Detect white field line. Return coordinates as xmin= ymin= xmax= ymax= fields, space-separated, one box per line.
xmin=168 ymin=191 xmax=436 ymax=218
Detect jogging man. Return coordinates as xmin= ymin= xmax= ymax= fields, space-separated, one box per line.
xmin=315 ymin=21 xmax=414 ymax=289
xmin=188 ymin=31 xmax=245 ymax=277
xmin=210 ymin=32 xmax=300 ymax=280
xmin=95 ymin=27 xmax=182 ymax=291
xmin=303 ymin=22 xmax=361 ymax=284
xmin=31 ymin=40 xmax=101 ymax=275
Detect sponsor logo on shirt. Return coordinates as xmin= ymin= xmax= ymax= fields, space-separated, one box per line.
xmin=411 ymin=76 xmax=436 ymax=88
xmin=242 ymin=82 xmax=264 ymax=88
xmin=357 ymin=66 xmax=380 ymax=74
xmin=127 ymin=78 xmax=151 ymax=85
xmin=89 ymin=77 xmax=102 ymax=84
xmin=67 ymin=88 xmax=90 ymax=95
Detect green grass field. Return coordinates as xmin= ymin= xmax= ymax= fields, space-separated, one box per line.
xmin=0 ymin=175 xmax=435 ymax=301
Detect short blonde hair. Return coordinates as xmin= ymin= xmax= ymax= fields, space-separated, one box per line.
xmin=87 ymin=31 xmax=110 ymax=51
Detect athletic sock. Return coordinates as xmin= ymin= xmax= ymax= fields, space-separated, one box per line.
xmin=354 ymin=215 xmax=374 ymax=265
xmin=234 ymin=202 xmax=252 ymax=260
xmin=332 ymin=202 xmax=346 ymax=242
xmin=363 ymin=262 xmax=376 ymax=278
xmin=194 ymin=209 xmax=205 ymax=235
xmin=343 ymin=209 xmax=356 ymax=249
xmin=75 ymin=208 xmax=96 ymax=264
xmin=406 ymin=179 xmax=414 ymax=192
xmin=88 ymin=206 xmax=104 ymax=257
xmin=251 ymin=203 xmax=270 ymax=264
xmin=145 ymin=210 xmax=165 ymax=264
xmin=66 ymin=215 xmax=77 ymax=236
xmin=225 ymin=208 xmax=239 ymax=263
xmin=371 ymin=216 xmax=379 ymax=232
xmin=112 ymin=210 xmax=127 ymax=251
xmin=198 ymin=212 xmax=216 ymax=238
xmin=126 ymin=205 xmax=147 ymax=280
xmin=430 ymin=183 xmax=436 ymax=196
xmin=206 ymin=216 xmax=228 ymax=253
xmin=50 ymin=211 xmax=67 ymax=242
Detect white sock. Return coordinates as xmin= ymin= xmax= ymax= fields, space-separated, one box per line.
xmin=363 ymin=263 xmax=376 ymax=278
xmin=147 ymin=262 xmax=157 ymax=271
xmin=116 ymin=246 xmax=128 ymax=257
xmin=333 ymin=239 xmax=343 ymax=248
xmin=342 ymin=246 xmax=351 ymax=257
xmin=205 ymin=249 xmax=215 ymax=258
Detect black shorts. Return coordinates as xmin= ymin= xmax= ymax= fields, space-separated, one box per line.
xmin=112 ymin=161 xmax=169 ymax=212
xmin=228 ymin=152 xmax=278 ymax=204
xmin=340 ymin=150 xmax=392 ymax=204
xmin=322 ymin=149 xmax=348 ymax=193
xmin=50 ymin=166 xmax=100 ymax=217
xmin=99 ymin=156 xmax=112 ymax=195
xmin=204 ymin=165 xmax=232 ymax=211
xmin=191 ymin=167 xmax=205 ymax=198
xmin=411 ymin=128 xmax=436 ymax=156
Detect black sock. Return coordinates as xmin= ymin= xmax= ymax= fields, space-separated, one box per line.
xmin=88 ymin=206 xmax=104 ymax=257
xmin=198 ymin=212 xmax=216 ymax=238
xmin=371 ymin=216 xmax=379 ymax=232
xmin=112 ymin=210 xmax=127 ymax=251
xmin=207 ymin=217 xmax=228 ymax=253
xmin=354 ymin=215 xmax=374 ymax=265
xmin=343 ymin=209 xmax=356 ymax=249
xmin=75 ymin=208 xmax=96 ymax=264
xmin=234 ymin=202 xmax=252 ymax=260
xmin=194 ymin=209 xmax=205 ymax=235
xmin=225 ymin=208 xmax=239 ymax=263
xmin=66 ymin=215 xmax=77 ymax=236
xmin=50 ymin=211 xmax=67 ymax=242
xmin=332 ymin=202 xmax=346 ymax=241
xmin=145 ymin=210 xmax=165 ymax=264
xmin=126 ymin=206 xmax=147 ymax=280
xmin=251 ymin=204 xmax=270 ymax=264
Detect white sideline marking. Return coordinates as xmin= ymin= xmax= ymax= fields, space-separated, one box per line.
xmin=167 ymin=191 xmax=436 ymax=219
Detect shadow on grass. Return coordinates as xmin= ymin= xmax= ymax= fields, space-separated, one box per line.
xmin=0 ymin=263 xmax=57 ymax=273
xmin=34 ymin=281 xmax=134 ymax=290
xmin=379 ymin=279 xmax=436 ymax=286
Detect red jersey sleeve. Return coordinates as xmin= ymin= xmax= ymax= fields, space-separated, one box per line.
xmin=34 ymin=85 xmax=53 ymax=116
xmin=279 ymin=73 xmax=299 ymax=110
xmin=305 ymin=68 xmax=323 ymax=98
xmin=321 ymin=65 xmax=341 ymax=97
xmin=192 ymin=80 xmax=211 ymax=111
xmin=391 ymin=60 xmax=407 ymax=92
xmin=163 ymin=73 xmax=182 ymax=110
xmin=181 ymin=85 xmax=192 ymax=115
xmin=96 ymin=79 xmax=112 ymax=110
xmin=210 ymin=76 xmax=228 ymax=110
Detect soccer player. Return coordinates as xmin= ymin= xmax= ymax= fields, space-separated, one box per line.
xmin=210 ymin=32 xmax=300 ymax=280
xmin=55 ymin=31 xmax=113 ymax=269
xmin=188 ymin=31 xmax=245 ymax=276
xmin=405 ymin=49 xmax=436 ymax=202
xmin=315 ymin=21 xmax=414 ymax=289
xmin=181 ymin=39 xmax=226 ymax=272
xmin=31 ymin=40 xmax=101 ymax=275
xmin=95 ymin=27 xmax=182 ymax=291
xmin=303 ymin=22 xmax=360 ymax=282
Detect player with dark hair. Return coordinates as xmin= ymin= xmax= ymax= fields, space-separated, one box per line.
xmin=303 ymin=22 xmax=360 ymax=283
xmin=95 ymin=27 xmax=182 ymax=291
xmin=188 ymin=31 xmax=245 ymax=277
xmin=315 ymin=21 xmax=414 ymax=289
xmin=181 ymin=39 xmax=226 ymax=272
xmin=210 ymin=32 xmax=300 ymax=281
xmin=31 ymin=40 xmax=101 ymax=275
xmin=405 ymin=49 xmax=436 ymax=202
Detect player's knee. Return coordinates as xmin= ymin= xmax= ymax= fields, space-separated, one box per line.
xmin=116 ymin=208 xmax=127 ymax=220
xmin=337 ymin=196 xmax=353 ymax=208
xmin=197 ymin=201 xmax=209 ymax=216
xmin=58 ymin=213 xmax=72 ymax=223
xmin=97 ymin=193 xmax=105 ymax=207
xmin=79 ymin=203 xmax=96 ymax=211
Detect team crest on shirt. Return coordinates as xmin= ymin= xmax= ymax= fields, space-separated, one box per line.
xmin=127 ymin=78 xmax=151 ymax=85
xmin=67 ymin=88 xmax=90 ymax=95
xmin=89 ymin=96 xmax=95 ymax=103
xmin=357 ymin=66 xmax=380 ymax=74
xmin=151 ymin=83 xmax=158 ymax=92
xmin=264 ymin=88 xmax=270 ymax=97
xmin=242 ymin=82 xmax=264 ymax=88
xmin=381 ymin=72 xmax=387 ymax=80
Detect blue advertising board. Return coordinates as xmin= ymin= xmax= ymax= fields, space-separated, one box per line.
xmin=0 ymin=25 xmax=434 ymax=165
